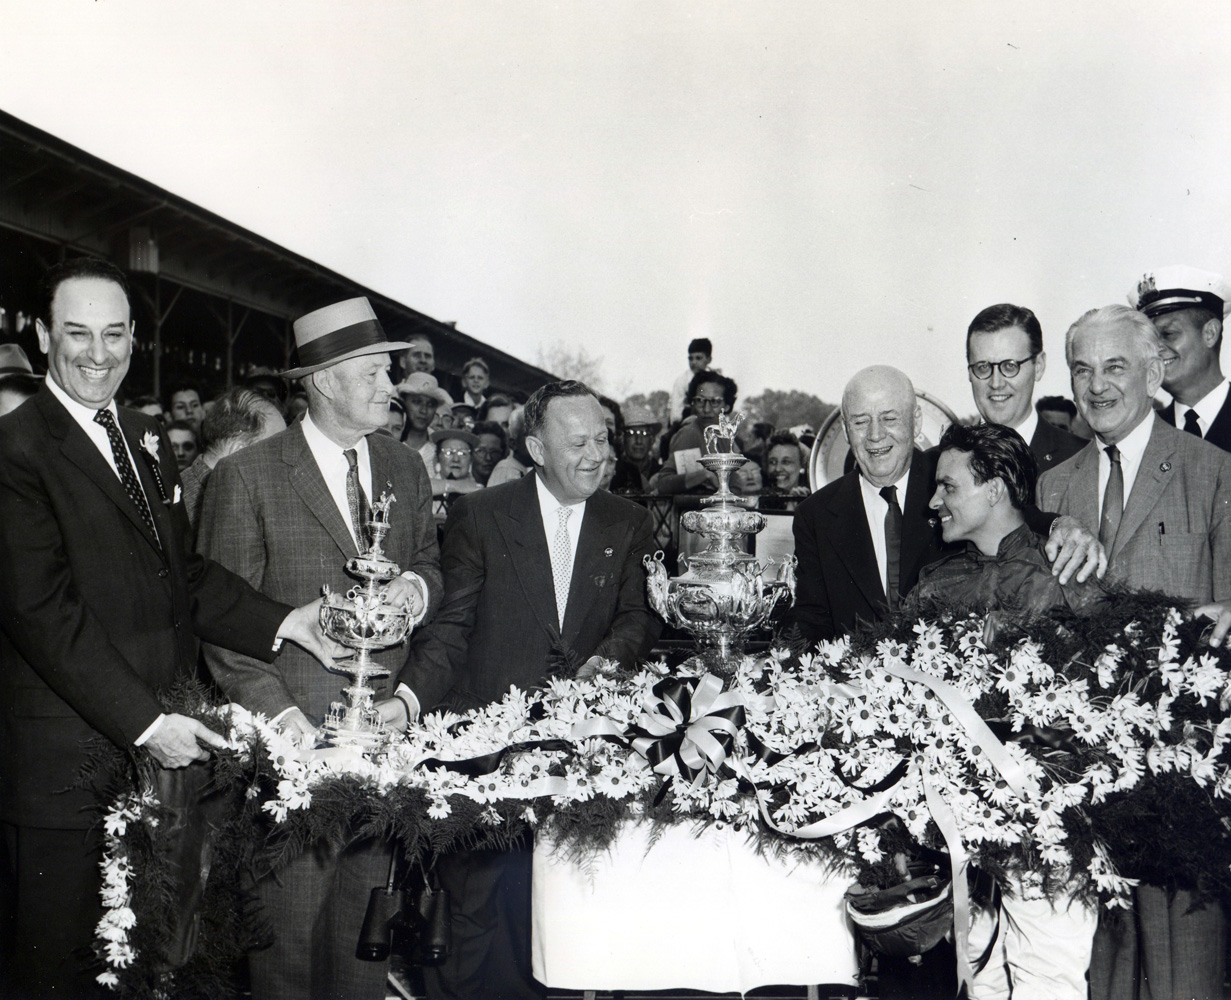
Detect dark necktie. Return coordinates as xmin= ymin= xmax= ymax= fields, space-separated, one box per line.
xmin=880 ymin=485 xmax=902 ymax=610
xmin=93 ymin=408 xmax=159 ymax=547
xmin=344 ymin=448 xmax=372 ymax=549
xmin=1183 ymin=408 xmax=1203 ymax=437
xmin=1100 ymin=445 xmax=1124 ymax=551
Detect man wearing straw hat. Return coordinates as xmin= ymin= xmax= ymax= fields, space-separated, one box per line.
xmin=198 ymin=296 xmax=443 ymax=1000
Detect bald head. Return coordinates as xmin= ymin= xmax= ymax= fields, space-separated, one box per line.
xmin=842 ymin=366 xmax=919 ymax=487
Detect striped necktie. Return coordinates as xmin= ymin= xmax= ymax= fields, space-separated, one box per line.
xmin=344 ymin=448 xmax=372 ymax=549
xmin=1100 ymin=445 xmax=1124 ymax=551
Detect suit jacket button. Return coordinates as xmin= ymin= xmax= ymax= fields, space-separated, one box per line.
xmin=158 ymin=568 xmax=169 ymax=578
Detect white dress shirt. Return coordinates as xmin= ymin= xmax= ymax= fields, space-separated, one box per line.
xmin=857 ymin=468 xmax=912 ymax=598
xmin=1095 ymin=413 xmax=1155 ymax=522
xmin=1011 ymin=409 xmax=1039 ymax=451
xmin=1177 ymin=380 xmax=1230 ymax=438
xmin=300 ymin=412 xmax=374 ymax=549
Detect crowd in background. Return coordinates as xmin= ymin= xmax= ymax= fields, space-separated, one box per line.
xmin=0 ymin=326 xmax=1100 ymax=528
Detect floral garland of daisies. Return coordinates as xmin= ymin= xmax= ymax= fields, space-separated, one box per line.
xmin=94 ymin=592 xmax=1231 ymax=998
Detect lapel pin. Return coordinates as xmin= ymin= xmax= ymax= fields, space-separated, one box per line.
xmin=1160 ymin=462 xmax=1172 ymax=472
xmin=604 ymin=547 xmax=613 ymax=557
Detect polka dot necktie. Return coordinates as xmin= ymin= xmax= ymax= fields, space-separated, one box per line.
xmin=552 ymin=505 xmax=574 ymax=629
xmin=93 ymin=408 xmax=159 ymax=547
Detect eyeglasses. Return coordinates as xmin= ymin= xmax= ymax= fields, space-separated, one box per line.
xmin=473 ymin=446 xmax=503 ymax=458
xmin=439 ymin=448 xmax=471 ymax=458
xmin=968 ymin=356 xmax=1036 ymax=380
xmin=691 ymin=396 xmax=727 ymax=411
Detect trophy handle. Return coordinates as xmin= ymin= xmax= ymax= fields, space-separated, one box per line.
xmin=399 ymin=571 xmax=431 ymax=627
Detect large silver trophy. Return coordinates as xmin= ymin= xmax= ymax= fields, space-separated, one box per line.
xmin=318 ymin=493 xmax=427 ymax=748
xmin=644 ymin=412 xmax=796 ymax=678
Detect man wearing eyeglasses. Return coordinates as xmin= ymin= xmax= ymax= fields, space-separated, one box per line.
xmin=966 ymin=304 xmax=1086 ymax=473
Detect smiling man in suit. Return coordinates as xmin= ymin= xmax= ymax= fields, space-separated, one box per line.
xmin=197 ymin=297 xmax=443 ymax=1000
xmin=401 ymin=379 xmax=660 ymax=1000
xmin=1039 ymin=303 xmax=1231 ymax=1000
xmin=792 ymin=366 xmax=944 ymax=645
xmin=966 ymin=303 xmax=1086 ymax=473
xmin=0 ymin=258 xmax=337 ymax=1000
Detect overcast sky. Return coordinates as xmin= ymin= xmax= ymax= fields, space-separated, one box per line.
xmin=2 ymin=1 xmax=1230 ymax=416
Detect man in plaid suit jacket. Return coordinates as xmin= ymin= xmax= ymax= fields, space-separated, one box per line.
xmin=198 ymin=298 xmax=442 ymax=1000
xmin=1039 ymin=303 xmax=1231 ymax=1000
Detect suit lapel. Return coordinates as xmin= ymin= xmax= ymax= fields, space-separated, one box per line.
xmin=827 ymin=471 xmax=887 ymax=608
xmin=494 ymin=474 xmax=562 ymax=641
xmin=1114 ymin=416 xmax=1176 ymax=561
xmin=366 ymin=435 xmax=396 ymax=509
xmin=1204 ymin=388 xmax=1231 ymax=451
xmin=1061 ymin=440 xmax=1101 ymax=532
xmin=562 ymin=494 xmax=625 ymax=640
xmin=284 ymin=423 xmax=358 ymax=560
xmin=39 ymin=391 xmax=162 ymax=556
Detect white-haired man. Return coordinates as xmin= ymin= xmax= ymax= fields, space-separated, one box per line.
xmin=1040 ymin=303 xmax=1231 ymax=1000
xmin=198 ymin=297 xmax=443 ymax=1000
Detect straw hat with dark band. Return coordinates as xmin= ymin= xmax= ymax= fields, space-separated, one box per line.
xmin=280 ymin=297 xmax=412 ymax=379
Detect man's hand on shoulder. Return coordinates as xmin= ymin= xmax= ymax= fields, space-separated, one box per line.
xmin=1196 ymin=601 xmax=1231 ymax=652
xmin=1045 ymin=515 xmax=1107 ymax=584
xmin=144 ymin=714 xmax=228 ymax=768
xmin=276 ymin=598 xmax=351 ymax=666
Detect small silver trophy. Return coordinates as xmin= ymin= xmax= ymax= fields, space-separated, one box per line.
xmin=318 ymin=492 xmax=427 ymax=748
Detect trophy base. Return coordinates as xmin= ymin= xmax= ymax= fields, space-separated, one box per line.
xmin=317 ymin=719 xmax=391 ymax=752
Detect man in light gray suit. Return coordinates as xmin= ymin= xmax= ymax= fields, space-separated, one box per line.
xmin=1039 ymin=302 xmax=1231 ymax=1000
xmin=198 ymin=297 xmax=443 ymax=1000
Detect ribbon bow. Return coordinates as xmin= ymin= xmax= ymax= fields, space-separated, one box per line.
xmin=625 ymin=674 xmax=745 ymax=788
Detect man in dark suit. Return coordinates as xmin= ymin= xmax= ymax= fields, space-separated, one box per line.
xmin=1039 ymin=303 xmax=1231 ymax=1000
xmin=198 ymin=297 xmax=443 ymax=1000
xmin=0 ymin=258 xmax=338 ymax=999
xmin=965 ymin=303 xmax=1086 ymax=473
xmin=401 ymin=380 xmax=661 ymax=1000
xmin=1130 ymin=265 xmax=1231 ymax=452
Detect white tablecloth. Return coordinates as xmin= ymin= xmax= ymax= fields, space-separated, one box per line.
xmin=531 ymin=820 xmax=859 ymax=993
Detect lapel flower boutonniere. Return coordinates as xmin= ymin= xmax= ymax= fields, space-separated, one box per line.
xmin=137 ymin=429 xmax=171 ymax=504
